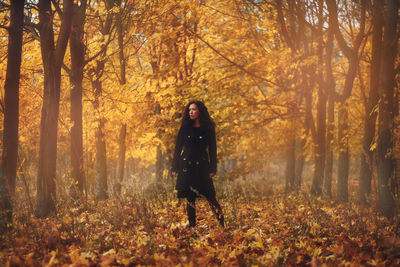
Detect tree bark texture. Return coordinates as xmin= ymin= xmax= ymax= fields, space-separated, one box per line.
xmin=359 ymin=0 xmax=383 ymax=203
xmin=114 ymin=5 xmax=127 ymax=195
xmin=90 ymin=0 xmax=114 ymax=199
xmin=377 ymin=0 xmax=398 ymax=218
xmin=327 ymin=0 xmax=366 ymax=202
xmin=294 ymin=137 xmax=305 ymax=190
xmin=324 ymin=23 xmax=335 ymax=198
xmin=89 ymin=65 xmax=109 ymax=201
xmin=276 ymin=0 xmax=300 ymax=192
xmin=311 ymin=1 xmax=326 ymax=196
xmin=324 ymin=97 xmax=334 ymax=198
xmin=70 ymin=0 xmax=87 ymax=200
xmin=337 ymin=104 xmax=349 ymax=202
xmin=0 ymin=0 xmax=25 ymax=231
xmin=115 ymin=124 xmax=126 ymax=194
xmin=285 ymin=133 xmax=296 ymax=192
xmin=36 ymin=0 xmax=73 ymax=218
xmin=311 ymin=88 xmax=327 ymax=196
xmin=324 ymin=22 xmax=336 ymax=198
xmin=95 ymin=120 xmax=108 ymax=200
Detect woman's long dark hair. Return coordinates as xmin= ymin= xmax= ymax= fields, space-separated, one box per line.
xmin=181 ymin=100 xmax=215 ymax=130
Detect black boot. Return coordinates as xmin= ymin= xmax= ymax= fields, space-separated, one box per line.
xmin=187 ymin=201 xmax=196 ymax=227
xmin=218 ymin=214 xmax=225 ymax=227
xmin=207 ymin=196 xmax=225 ymax=227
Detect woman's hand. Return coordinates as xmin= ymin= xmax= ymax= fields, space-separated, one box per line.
xmin=209 ymin=172 xmax=215 ymax=178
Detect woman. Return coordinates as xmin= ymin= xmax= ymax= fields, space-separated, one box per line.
xmin=171 ymin=100 xmax=224 ymax=227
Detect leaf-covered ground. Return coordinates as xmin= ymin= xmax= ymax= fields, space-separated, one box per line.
xmin=1 ymin=185 xmax=400 ymax=266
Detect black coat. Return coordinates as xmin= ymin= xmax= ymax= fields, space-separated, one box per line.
xmin=171 ymin=124 xmax=217 ymax=199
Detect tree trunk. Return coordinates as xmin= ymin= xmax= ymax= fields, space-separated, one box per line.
xmin=311 ymin=1 xmax=326 ymax=196
xmin=324 ymin=23 xmax=335 ymax=198
xmin=324 ymin=97 xmax=334 ymax=198
xmin=337 ymin=103 xmax=349 ymax=202
xmin=294 ymin=137 xmax=305 ymax=190
xmin=115 ymin=124 xmax=126 ymax=195
xmin=36 ymin=0 xmax=73 ymax=218
xmin=377 ymin=0 xmax=398 ymax=218
xmin=117 ymin=9 xmax=126 ymax=86
xmin=0 ymin=0 xmax=25 ymax=231
xmin=88 ymin=0 xmax=114 ymax=200
xmin=327 ymin=0 xmax=366 ymax=203
xmin=156 ymin=144 xmax=164 ymax=182
xmin=96 ymin=119 xmax=108 ymax=200
xmin=89 ymin=68 xmax=109 ymax=201
xmin=69 ymin=1 xmax=87 ymax=200
xmin=311 ymin=87 xmax=327 ymax=196
xmin=114 ymin=5 xmax=127 ymax=195
xmin=276 ymin=0 xmax=308 ymax=192
xmin=359 ymin=0 xmax=383 ymax=203
xmin=285 ymin=130 xmax=296 ymax=192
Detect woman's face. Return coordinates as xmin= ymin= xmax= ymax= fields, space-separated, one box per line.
xmin=189 ymin=103 xmax=200 ymax=120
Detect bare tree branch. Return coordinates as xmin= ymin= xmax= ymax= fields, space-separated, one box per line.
xmin=51 ymin=0 xmax=63 ymax=18
xmin=171 ymin=13 xmax=278 ymax=87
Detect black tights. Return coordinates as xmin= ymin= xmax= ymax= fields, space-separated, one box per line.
xmin=187 ymin=195 xmax=224 ymax=227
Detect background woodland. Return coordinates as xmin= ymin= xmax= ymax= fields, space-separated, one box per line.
xmin=0 ymin=0 xmax=399 ymax=265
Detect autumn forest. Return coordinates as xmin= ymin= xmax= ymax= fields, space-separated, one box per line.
xmin=0 ymin=0 xmax=399 ymax=265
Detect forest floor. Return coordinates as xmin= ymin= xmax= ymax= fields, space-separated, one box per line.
xmin=1 ymin=181 xmax=400 ymax=266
